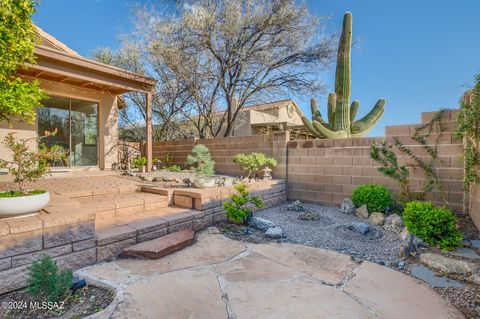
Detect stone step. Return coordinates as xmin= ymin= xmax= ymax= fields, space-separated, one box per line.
xmin=120 ymin=229 xmax=195 ymax=259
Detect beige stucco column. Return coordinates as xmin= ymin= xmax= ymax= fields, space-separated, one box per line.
xmin=145 ymin=91 xmax=153 ymax=171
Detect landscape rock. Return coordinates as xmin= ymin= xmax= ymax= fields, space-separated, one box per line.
xmin=399 ymin=234 xmax=427 ymax=258
xmin=471 ymin=240 xmax=480 ymax=249
xmin=355 ymin=205 xmax=369 ymax=219
xmin=264 ymin=226 xmax=283 ymax=239
xmin=450 ymin=247 xmax=480 ymax=260
xmin=419 ymin=252 xmax=478 ymax=275
xmin=298 ymin=210 xmax=320 ymax=221
xmin=369 ymin=212 xmax=386 ymax=225
xmin=383 ymin=214 xmax=403 ymax=233
xmin=249 ymin=217 xmax=276 ymax=231
xmin=287 ymin=200 xmax=305 ymax=212
xmin=467 ymin=274 xmax=480 ymax=285
xmin=410 ymin=265 xmax=465 ymax=288
xmin=340 ymin=198 xmax=356 ymax=214
xmin=348 ymin=222 xmax=369 ymax=235
xmin=400 ymin=227 xmax=410 ymax=241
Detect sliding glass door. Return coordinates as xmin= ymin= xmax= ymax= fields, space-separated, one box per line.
xmin=38 ymin=96 xmax=98 ymax=167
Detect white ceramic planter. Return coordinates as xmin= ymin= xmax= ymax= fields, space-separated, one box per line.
xmin=0 ymin=191 xmax=50 ymax=218
xmin=193 ymin=176 xmax=216 ymax=188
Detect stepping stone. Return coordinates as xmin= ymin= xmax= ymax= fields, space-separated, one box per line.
xmin=450 ymin=247 xmax=480 ymax=260
xmin=410 ymin=265 xmax=465 ymax=288
xmin=121 ymin=229 xmax=195 ymax=259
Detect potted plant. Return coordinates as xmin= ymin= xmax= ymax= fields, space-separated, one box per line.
xmin=232 ymin=152 xmax=277 ymax=180
xmin=186 ymin=144 xmax=217 ymax=188
xmin=0 ymin=132 xmax=65 ymax=217
xmin=131 ymin=156 xmax=147 ymax=173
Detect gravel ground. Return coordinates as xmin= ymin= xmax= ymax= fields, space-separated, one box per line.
xmin=254 ymin=201 xmax=404 ymax=266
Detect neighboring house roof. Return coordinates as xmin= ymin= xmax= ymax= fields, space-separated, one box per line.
xmin=213 ymin=99 xmax=305 ymax=116
xmin=16 ymin=25 xmax=156 ymax=94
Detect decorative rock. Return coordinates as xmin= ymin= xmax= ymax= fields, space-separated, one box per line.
xmin=348 ymin=222 xmax=369 ymax=235
xmin=249 ymin=217 xmax=276 ymax=231
xmin=398 ymin=261 xmax=405 ymax=270
xmin=400 ymin=227 xmax=410 ymax=241
xmin=419 ymin=253 xmax=478 ymax=276
xmin=461 ymin=239 xmax=472 ymax=247
xmin=369 ymin=212 xmax=386 ymax=225
xmin=449 ymin=247 xmax=480 ymax=260
xmin=470 ymin=240 xmax=480 ymax=249
xmin=264 ymin=226 xmax=283 ymax=239
xmin=298 ymin=210 xmax=320 ymax=221
xmin=383 ymin=214 xmax=403 ymax=233
xmin=340 ymin=198 xmax=355 ymax=214
xmin=410 ymin=265 xmax=465 ymax=288
xmin=467 ymin=274 xmax=480 ymax=285
xmin=287 ymin=200 xmax=305 ymax=212
xmin=355 ymin=205 xmax=369 ymax=219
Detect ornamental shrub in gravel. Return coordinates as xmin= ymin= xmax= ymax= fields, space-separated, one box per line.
xmin=403 ymin=201 xmax=463 ymax=251
xmin=351 ymin=184 xmax=391 ymax=213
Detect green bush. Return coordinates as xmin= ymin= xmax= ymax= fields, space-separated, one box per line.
xmin=26 ymin=255 xmax=73 ymax=302
xmin=162 ymin=165 xmax=182 ymax=172
xmin=232 ymin=152 xmax=277 ymax=178
xmin=351 ymin=184 xmax=391 ymax=213
xmin=186 ymin=144 xmax=215 ymax=175
xmin=131 ymin=156 xmax=147 ymax=168
xmin=403 ymin=201 xmax=463 ymax=250
xmin=223 ymin=182 xmax=264 ymax=224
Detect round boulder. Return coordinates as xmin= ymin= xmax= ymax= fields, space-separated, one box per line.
xmin=355 ymin=205 xmax=369 ymax=219
xmin=340 ymin=198 xmax=356 ymax=214
xmin=369 ymin=212 xmax=386 ymax=226
xmin=383 ymin=214 xmax=404 ymax=233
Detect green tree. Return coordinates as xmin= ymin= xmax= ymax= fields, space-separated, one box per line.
xmin=0 ymin=0 xmax=47 ymax=124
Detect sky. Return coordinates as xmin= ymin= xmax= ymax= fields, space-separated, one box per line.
xmin=33 ymin=0 xmax=480 ymax=137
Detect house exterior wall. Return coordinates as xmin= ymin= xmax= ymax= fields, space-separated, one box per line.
xmin=0 ymin=78 xmax=118 ymax=170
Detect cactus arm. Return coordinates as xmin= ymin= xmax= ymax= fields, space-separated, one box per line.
xmin=313 ymin=121 xmax=349 ymax=139
xmin=351 ymin=99 xmax=385 ymax=135
xmin=301 ymin=117 xmax=327 ymax=138
xmin=327 ymin=93 xmax=337 ymax=124
xmin=350 ymin=100 xmax=359 ymax=121
xmin=310 ymin=98 xmax=327 ymax=124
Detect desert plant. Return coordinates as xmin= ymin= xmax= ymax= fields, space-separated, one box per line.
xmin=455 ymin=74 xmax=480 ymax=190
xmin=223 ymin=182 xmax=264 ymax=224
xmin=301 ymin=12 xmax=385 ymax=139
xmin=186 ymin=144 xmax=215 ymax=175
xmin=403 ymin=201 xmax=463 ymax=251
xmin=232 ymin=153 xmax=277 ymax=178
xmin=351 ymin=184 xmax=391 ymax=213
xmin=162 ymin=165 xmax=182 ymax=172
xmin=26 ymin=255 xmax=73 ymax=302
xmin=131 ymin=156 xmax=147 ymax=169
xmin=370 ymin=109 xmax=447 ymax=203
xmin=0 ymin=132 xmax=64 ymax=194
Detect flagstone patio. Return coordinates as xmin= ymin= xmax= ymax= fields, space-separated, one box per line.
xmin=78 ymin=228 xmax=463 ymax=319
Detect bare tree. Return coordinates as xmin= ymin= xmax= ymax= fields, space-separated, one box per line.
xmin=95 ymin=0 xmax=334 ymax=139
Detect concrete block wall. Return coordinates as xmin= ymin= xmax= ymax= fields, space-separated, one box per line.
xmin=469 ymin=182 xmax=480 ymax=230
xmin=287 ymin=110 xmax=464 ymax=212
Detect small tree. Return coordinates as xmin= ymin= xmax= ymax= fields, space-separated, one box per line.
xmin=186 ymin=144 xmax=215 ymax=175
xmin=0 ymin=132 xmax=65 ymax=194
xmin=27 ymin=255 xmax=73 ymax=303
xmin=0 ymin=0 xmax=47 ymax=124
xmin=233 ymin=153 xmax=277 ymax=178
xmin=223 ymin=182 xmax=264 ymax=224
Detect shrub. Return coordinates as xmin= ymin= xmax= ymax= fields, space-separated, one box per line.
xmin=26 ymin=255 xmax=73 ymax=302
xmin=186 ymin=144 xmax=215 ymax=175
xmin=223 ymin=182 xmax=264 ymax=224
xmin=232 ymin=152 xmax=277 ymax=178
xmin=351 ymin=184 xmax=391 ymax=213
xmin=0 ymin=132 xmax=65 ymax=194
xmin=403 ymin=201 xmax=463 ymax=250
xmin=131 ymin=156 xmax=147 ymax=168
xmin=162 ymin=165 xmax=182 ymax=172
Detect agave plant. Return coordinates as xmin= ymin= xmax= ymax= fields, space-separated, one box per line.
xmin=302 ymin=12 xmax=385 ymax=139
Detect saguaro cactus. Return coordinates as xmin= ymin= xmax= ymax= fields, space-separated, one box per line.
xmin=302 ymin=12 xmax=385 ymax=139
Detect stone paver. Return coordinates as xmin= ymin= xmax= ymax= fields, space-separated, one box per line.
xmin=450 ymin=247 xmax=480 ymax=260
xmin=410 ymin=265 xmax=465 ymax=288
xmin=78 ymin=229 xmax=464 ymax=319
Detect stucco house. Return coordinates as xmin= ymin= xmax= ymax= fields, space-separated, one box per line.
xmin=0 ymin=26 xmax=156 ymax=171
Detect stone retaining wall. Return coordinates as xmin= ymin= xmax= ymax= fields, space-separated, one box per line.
xmin=468 ymin=184 xmax=480 ymax=230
